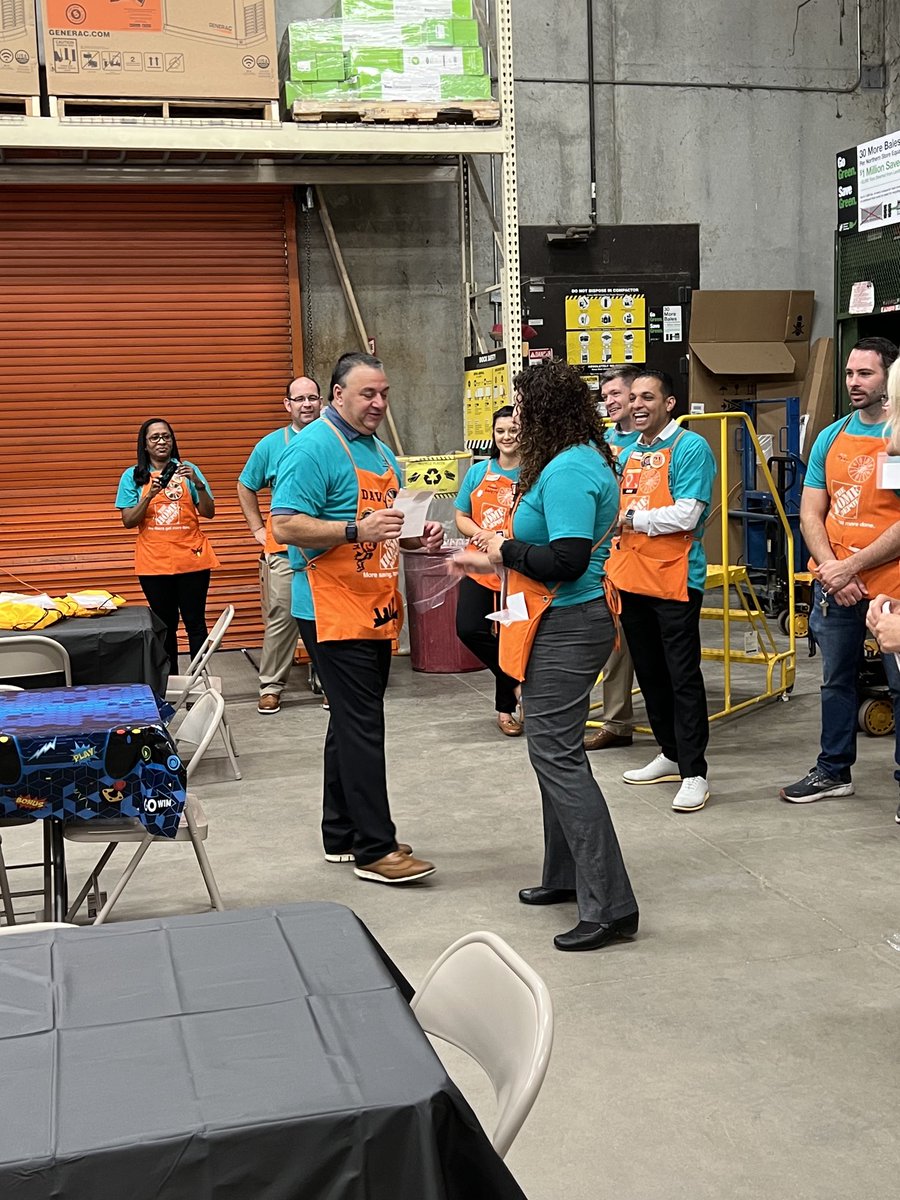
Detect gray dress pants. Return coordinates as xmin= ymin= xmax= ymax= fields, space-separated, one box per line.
xmin=521 ymin=598 xmax=638 ymax=925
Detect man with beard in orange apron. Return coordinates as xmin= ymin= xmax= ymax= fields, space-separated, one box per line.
xmin=781 ymin=337 xmax=900 ymax=808
xmin=272 ymin=353 xmax=443 ymax=884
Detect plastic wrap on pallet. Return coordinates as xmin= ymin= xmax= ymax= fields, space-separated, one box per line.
xmin=340 ymin=0 xmax=475 ymax=20
xmin=348 ymin=69 xmax=492 ymax=100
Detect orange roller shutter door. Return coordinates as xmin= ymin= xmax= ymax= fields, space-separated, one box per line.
xmin=0 ymin=185 xmax=302 ymax=650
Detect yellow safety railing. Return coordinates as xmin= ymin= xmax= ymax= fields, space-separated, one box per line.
xmin=587 ymin=411 xmax=796 ymax=730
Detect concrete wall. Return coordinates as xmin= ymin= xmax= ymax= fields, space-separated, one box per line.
xmin=277 ymin=0 xmax=893 ymax=453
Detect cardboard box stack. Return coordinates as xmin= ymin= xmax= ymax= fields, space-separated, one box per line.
xmin=281 ymin=0 xmax=491 ymax=109
xmin=39 ymin=0 xmax=279 ymax=101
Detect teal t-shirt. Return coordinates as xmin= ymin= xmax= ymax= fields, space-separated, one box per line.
xmin=115 ymin=462 xmax=212 ymax=509
xmin=605 ymin=426 xmax=641 ymax=476
xmin=238 ymin=425 xmax=298 ymax=492
xmin=805 ymin=412 xmax=889 ymax=490
xmin=270 ymin=417 xmax=400 ymax=620
xmin=510 ymin=443 xmax=619 ymax=607
xmin=454 ymin=458 xmax=519 ymax=514
xmin=620 ymin=427 xmax=717 ymax=592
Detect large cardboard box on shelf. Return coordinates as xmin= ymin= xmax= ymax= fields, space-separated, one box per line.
xmin=687 ymin=289 xmax=815 ymax=563
xmin=0 ymin=0 xmax=40 ymax=97
xmin=39 ymin=0 xmax=278 ymax=100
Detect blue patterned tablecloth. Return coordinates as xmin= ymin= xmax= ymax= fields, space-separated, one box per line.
xmin=0 ymin=685 xmax=186 ymax=837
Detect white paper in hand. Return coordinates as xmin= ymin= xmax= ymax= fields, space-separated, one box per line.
xmin=486 ymin=591 xmax=529 ymax=627
xmin=391 ymin=489 xmax=433 ymax=539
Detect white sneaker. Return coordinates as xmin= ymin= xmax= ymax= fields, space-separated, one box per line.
xmin=672 ymin=777 xmax=709 ymax=812
xmin=623 ymin=754 xmax=680 ymax=785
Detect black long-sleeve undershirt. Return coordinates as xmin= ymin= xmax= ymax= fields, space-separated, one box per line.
xmin=499 ymin=536 xmax=592 ymax=584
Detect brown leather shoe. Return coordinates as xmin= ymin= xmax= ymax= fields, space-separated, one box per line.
xmin=584 ymin=728 xmax=633 ymax=751
xmin=258 ymin=693 xmax=281 ymax=714
xmin=497 ymin=712 xmax=523 ymax=737
xmin=354 ymin=850 xmax=435 ymax=884
xmin=325 ymin=842 xmax=412 ymax=864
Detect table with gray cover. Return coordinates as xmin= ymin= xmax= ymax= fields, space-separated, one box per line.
xmin=0 ymin=605 xmax=169 ymax=693
xmin=0 ymin=903 xmax=528 ymax=1200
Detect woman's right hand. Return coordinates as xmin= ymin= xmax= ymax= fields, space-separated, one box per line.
xmin=448 ymin=550 xmax=495 ymax=577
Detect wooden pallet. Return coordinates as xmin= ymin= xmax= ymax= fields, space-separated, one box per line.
xmin=48 ymin=96 xmax=279 ymax=123
xmin=0 ymin=95 xmax=40 ymax=117
xmin=290 ymin=98 xmax=500 ymax=126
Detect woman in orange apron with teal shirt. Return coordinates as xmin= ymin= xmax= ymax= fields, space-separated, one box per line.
xmin=115 ymin=418 xmax=219 ymax=678
xmin=454 ymin=405 xmax=522 ymax=736
xmin=451 ymin=360 xmax=638 ymax=953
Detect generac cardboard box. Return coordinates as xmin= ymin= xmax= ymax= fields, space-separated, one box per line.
xmin=39 ymin=0 xmax=278 ymax=100
xmin=0 ymin=0 xmax=40 ymax=97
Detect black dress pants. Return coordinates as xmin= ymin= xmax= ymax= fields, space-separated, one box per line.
xmin=619 ymin=587 xmax=709 ymax=779
xmin=455 ymin=576 xmax=519 ymax=714
xmin=138 ymin=569 xmax=211 ymax=677
xmin=297 ymin=619 xmax=398 ymax=867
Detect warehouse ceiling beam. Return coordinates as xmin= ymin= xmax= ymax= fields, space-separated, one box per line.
xmin=0 ymin=162 xmax=460 ymax=185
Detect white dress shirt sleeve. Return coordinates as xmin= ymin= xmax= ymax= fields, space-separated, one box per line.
xmin=631 ymin=497 xmax=704 ymax=536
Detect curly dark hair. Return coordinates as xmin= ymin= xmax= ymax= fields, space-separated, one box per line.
xmin=513 ymin=360 xmax=615 ymax=493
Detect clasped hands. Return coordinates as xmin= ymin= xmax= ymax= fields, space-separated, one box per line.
xmin=448 ymin=530 xmax=505 ymax=577
xmin=813 ymin=556 xmax=868 ymax=607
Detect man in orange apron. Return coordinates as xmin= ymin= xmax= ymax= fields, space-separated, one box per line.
xmin=606 ymin=370 xmax=717 ymax=812
xmin=781 ymin=337 xmax=900 ymax=808
xmin=271 ymin=352 xmax=443 ymax=885
xmin=237 ymin=376 xmax=322 ymax=715
xmin=585 ymin=368 xmax=640 ymax=752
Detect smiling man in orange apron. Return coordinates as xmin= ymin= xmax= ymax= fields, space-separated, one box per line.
xmin=237 ymin=376 xmax=322 ymax=715
xmin=271 ymin=352 xmax=443 ymax=885
xmin=781 ymin=337 xmax=900 ymax=808
xmin=606 ymin=370 xmax=717 ymax=812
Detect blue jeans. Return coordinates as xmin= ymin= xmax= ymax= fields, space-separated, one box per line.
xmin=808 ymin=581 xmax=900 ymax=783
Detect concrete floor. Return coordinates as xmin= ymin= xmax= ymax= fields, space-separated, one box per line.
xmin=7 ymin=640 xmax=900 ymax=1200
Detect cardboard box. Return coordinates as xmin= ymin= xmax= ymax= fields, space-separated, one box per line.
xmin=688 ymin=289 xmax=815 ymax=414
xmin=402 ymin=18 xmax=480 ymax=45
xmin=798 ymin=337 xmax=836 ymax=456
xmin=40 ymin=0 xmax=279 ymax=100
xmin=353 ymin=69 xmax=490 ymax=100
xmin=346 ymin=48 xmax=405 ymax=74
xmin=0 ymin=0 xmax=40 ymax=97
xmin=284 ymin=79 xmax=350 ymax=105
xmin=687 ymin=289 xmax=815 ymax=563
xmin=281 ymin=20 xmax=343 ymax=57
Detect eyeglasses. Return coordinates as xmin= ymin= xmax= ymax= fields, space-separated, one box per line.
xmin=288 ymin=394 xmax=320 ymax=404
xmin=147 ymin=433 xmax=172 ymax=442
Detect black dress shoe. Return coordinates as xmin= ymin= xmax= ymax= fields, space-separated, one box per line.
xmin=518 ymin=886 xmax=577 ymax=906
xmin=553 ymin=912 xmax=639 ymax=951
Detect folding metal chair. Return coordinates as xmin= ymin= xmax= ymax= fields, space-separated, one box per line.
xmin=165 ymin=606 xmax=240 ymax=780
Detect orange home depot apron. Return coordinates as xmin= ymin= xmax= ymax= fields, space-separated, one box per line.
xmin=815 ymin=418 xmax=900 ymax=596
xmin=468 ymin=465 xmax=516 ymax=592
xmin=134 ymin=470 xmax=219 ymax=576
xmin=497 ymin=493 xmax=614 ymax=683
xmin=304 ymin=422 xmax=401 ymax=642
xmin=605 ymin=434 xmax=693 ymax=603
xmin=263 ymin=426 xmax=292 ymax=555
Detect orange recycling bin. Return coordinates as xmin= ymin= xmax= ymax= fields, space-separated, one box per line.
xmin=402 ymin=549 xmax=485 ymax=674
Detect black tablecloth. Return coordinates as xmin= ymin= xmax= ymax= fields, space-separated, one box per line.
xmin=0 ymin=903 xmax=528 ymax=1200
xmin=0 ymin=606 xmax=169 ymax=693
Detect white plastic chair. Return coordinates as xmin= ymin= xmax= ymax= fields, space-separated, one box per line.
xmin=64 ymin=775 xmax=224 ymax=926
xmin=410 ymin=931 xmax=554 ymax=1159
xmin=170 ymin=689 xmax=226 ymax=781
xmin=0 ymin=635 xmax=71 ymax=686
xmin=165 ymin=606 xmax=240 ymax=781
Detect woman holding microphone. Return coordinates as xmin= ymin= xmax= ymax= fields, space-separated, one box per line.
xmin=454 ymin=405 xmax=522 ymax=735
xmin=116 ymin=418 xmax=219 ymax=678
xmin=451 ymin=361 xmax=638 ymax=952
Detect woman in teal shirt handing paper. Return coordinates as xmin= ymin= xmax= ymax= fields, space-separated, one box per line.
xmin=451 ymin=360 xmax=638 ymax=953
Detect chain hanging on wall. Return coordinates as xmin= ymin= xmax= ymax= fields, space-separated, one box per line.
xmin=300 ymin=185 xmax=315 ymax=378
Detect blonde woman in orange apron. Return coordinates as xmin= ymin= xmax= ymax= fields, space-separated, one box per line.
xmin=115 ymin=418 xmax=219 ymax=678
xmin=451 ymin=360 xmax=638 ymax=953
xmin=271 ymin=352 xmax=443 ymax=886
xmin=454 ymin=405 xmax=522 ymax=735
